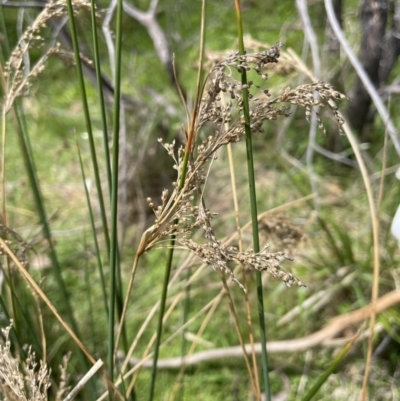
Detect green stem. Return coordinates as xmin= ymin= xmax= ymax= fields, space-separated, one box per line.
xmin=77 ymin=141 xmax=109 ymax=316
xmin=148 ymin=1 xmax=206 ymax=398
xmin=12 ymin=101 xmax=95 ymax=394
xmin=108 ymin=0 xmax=123 ymax=393
xmin=234 ymin=1 xmax=271 ymax=400
xmin=89 ymin=0 xmax=128 ymax=370
xmin=64 ymin=0 xmax=110 ymax=257
xmin=301 ymin=340 xmax=354 ymax=401
xmin=13 ymin=102 xmax=76 ymax=330
xmin=148 ymin=149 xmax=194 ymax=400
xmin=89 ymin=0 xmax=112 ymax=196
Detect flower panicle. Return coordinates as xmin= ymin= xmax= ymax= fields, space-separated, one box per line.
xmin=4 ymin=0 xmax=94 ymax=113
xmin=140 ymin=43 xmax=347 ymax=289
xmin=0 ymin=321 xmax=53 ymax=400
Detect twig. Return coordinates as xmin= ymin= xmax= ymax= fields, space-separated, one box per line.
xmin=325 ymin=0 xmax=400 ymax=157
xmin=63 ymin=359 xmax=104 ymax=401
xmin=313 ymin=143 xmax=358 ymax=168
xmin=296 ymin=0 xmax=321 ymax=77
xmin=122 ymin=290 xmax=400 ymax=369
xmin=102 ymin=0 xmax=117 ymax=79
xmin=122 ymin=0 xmax=172 ymax=81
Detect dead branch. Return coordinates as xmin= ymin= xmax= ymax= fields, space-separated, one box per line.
xmin=325 ymin=0 xmax=400 ymax=156
xmin=122 ymin=290 xmax=400 ymax=369
xmin=122 ymin=0 xmax=173 ymax=84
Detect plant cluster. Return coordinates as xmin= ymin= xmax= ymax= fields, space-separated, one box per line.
xmin=0 ymin=322 xmax=51 ymax=401
xmin=142 ymin=43 xmax=346 ymax=290
xmin=1 ymin=1 xmax=358 ymax=397
xmin=0 ymin=285 xmax=71 ymax=401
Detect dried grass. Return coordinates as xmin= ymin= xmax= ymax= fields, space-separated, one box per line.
xmin=0 ymin=321 xmax=71 ymax=401
xmin=0 ymin=322 xmax=51 ymax=401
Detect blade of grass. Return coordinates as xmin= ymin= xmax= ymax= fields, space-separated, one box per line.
xmin=90 ymin=9 xmax=132 ymax=338
xmin=11 ymin=100 xmax=83 ymax=342
xmin=108 ymin=0 xmax=124 ymax=395
xmin=97 ymin=0 xmax=130 ymax=366
xmin=1 ymin=34 xmax=34 ymax=359
xmin=64 ymin=0 xmax=120 ymax=394
xmin=0 ymin=284 xmax=32 ymax=359
xmin=8 ymin=279 xmax=41 ymax=351
xmin=83 ymin=235 xmax=96 ymax=350
xmin=226 ymin=105 xmax=260 ymax=398
xmin=0 ymin=29 xmax=23 ymax=351
xmin=234 ymin=1 xmax=271 ymax=400
xmin=0 ymin=6 xmax=10 ymax=225
xmin=64 ymin=0 xmax=111 ymax=272
xmin=301 ymin=336 xmax=356 ymax=401
xmin=77 ymin=140 xmax=109 ymax=316
xmin=67 ymin=0 xmax=126 ymax=343
xmin=148 ymin=238 xmax=175 ymax=401
xmin=89 ymin=0 xmax=112 ymax=196
xmin=62 ymin=0 xmax=122 ymax=393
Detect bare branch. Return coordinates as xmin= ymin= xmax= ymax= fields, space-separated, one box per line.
xmin=62 ymin=359 xmax=104 ymax=401
xmin=325 ymin=0 xmax=400 ymax=157
xmin=123 ymin=0 xmax=173 ymax=83
xmin=296 ymin=0 xmax=321 ymax=78
xmin=313 ymin=143 xmax=359 ymax=168
xmin=121 ymin=290 xmax=400 ymax=369
xmin=102 ymin=0 xmax=117 ymax=79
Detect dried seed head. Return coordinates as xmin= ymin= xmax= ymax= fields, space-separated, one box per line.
xmin=0 ymin=321 xmax=56 ymax=399
xmin=4 ymin=0 xmax=93 ymax=113
xmin=140 ymin=43 xmax=345 ymax=291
